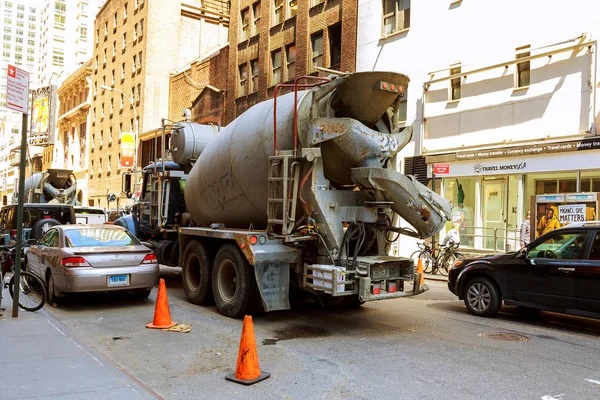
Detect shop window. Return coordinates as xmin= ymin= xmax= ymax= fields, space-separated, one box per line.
xmin=559 ymin=179 xmax=576 ymax=193
xmin=535 ymin=180 xmax=557 ymax=194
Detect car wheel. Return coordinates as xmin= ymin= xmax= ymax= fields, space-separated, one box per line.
xmin=182 ymin=240 xmax=213 ymax=305
xmin=212 ymin=244 xmax=260 ymax=318
xmin=463 ymin=277 xmax=501 ymax=317
xmin=46 ymin=271 xmax=62 ymax=306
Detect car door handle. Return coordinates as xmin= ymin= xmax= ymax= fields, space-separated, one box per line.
xmin=558 ymin=267 xmax=575 ymax=272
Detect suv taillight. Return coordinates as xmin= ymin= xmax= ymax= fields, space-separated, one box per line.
xmin=61 ymin=257 xmax=90 ymax=267
xmin=141 ymin=254 xmax=157 ymax=264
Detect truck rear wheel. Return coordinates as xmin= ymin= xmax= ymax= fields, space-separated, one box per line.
xmin=182 ymin=240 xmax=213 ymax=305
xmin=212 ymin=244 xmax=259 ymax=318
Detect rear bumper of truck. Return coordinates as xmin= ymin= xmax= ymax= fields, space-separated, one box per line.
xmin=304 ymin=256 xmax=428 ymax=301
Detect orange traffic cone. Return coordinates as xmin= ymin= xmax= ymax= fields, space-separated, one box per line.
xmin=146 ymin=279 xmax=177 ymax=329
xmin=417 ymin=258 xmax=425 ymax=285
xmin=225 ymin=315 xmax=270 ymax=385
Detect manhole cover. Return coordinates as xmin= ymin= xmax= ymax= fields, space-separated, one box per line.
xmin=478 ymin=332 xmax=530 ymax=342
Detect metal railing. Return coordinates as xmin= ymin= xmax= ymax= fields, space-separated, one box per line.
xmin=458 ymin=225 xmax=522 ymax=254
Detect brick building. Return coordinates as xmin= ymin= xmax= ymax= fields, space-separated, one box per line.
xmin=225 ymin=0 xmax=358 ymax=124
xmin=168 ymin=45 xmax=229 ymax=126
xmin=89 ymin=0 xmax=228 ymax=208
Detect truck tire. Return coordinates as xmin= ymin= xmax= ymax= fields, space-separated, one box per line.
xmin=31 ymin=218 xmax=61 ymax=240
xmin=182 ymin=240 xmax=213 ymax=305
xmin=212 ymin=244 xmax=259 ymax=318
xmin=155 ymin=240 xmax=173 ymax=266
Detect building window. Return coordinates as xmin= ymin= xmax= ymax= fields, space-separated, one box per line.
xmin=310 ymin=31 xmax=323 ymax=72
xmin=113 ymin=12 xmax=117 ymax=29
xmin=136 ymin=84 xmax=141 ymax=102
xmin=103 ymin=48 xmax=107 ymax=65
xmin=122 ymin=33 xmax=126 ymax=50
xmin=271 ymin=49 xmax=282 ymax=86
xmin=286 ymin=44 xmax=296 ymax=81
xmin=287 ymin=0 xmax=297 ymax=18
xmin=328 ymin=24 xmax=341 ymax=70
xmin=382 ymin=0 xmax=410 ymax=36
xmin=101 ymin=103 xmax=105 ymax=119
xmin=124 ymin=3 xmax=128 ymax=21
xmin=238 ymin=63 xmax=248 ymax=96
xmin=96 ymin=28 xmax=99 ymax=45
xmin=111 ymin=69 xmax=115 ymax=85
xmin=240 ymin=7 xmax=250 ymax=41
xmin=273 ymin=0 xmax=283 ymax=25
xmin=250 ymin=59 xmax=259 ymax=93
xmin=120 ymin=93 xmax=124 ymax=109
xmin=121 ymin=63 xmax=125 ymax=80
xmin=133 ymin=23 xmax=138 ymax=41
xmin=104 ymin=21 xmax=108 ymax=38
xmin=450 ymin=64 xmax=461 ymax=100
xmin=139 ymin=19 xmax=144 ymax=37
xmin=132 ymin=55 xmax=136 ymax=73
xmin=112 ymin=41 xmax=116 ymax=58
xmin=99 ymin=157 xmax=102 ymax=174
xmin=516 ymin=45 xmax=530 ymax=88
xmin=252 ymin=2 xmax=261 ymax=36
xmin=137 ymin=51 xmax=142 ymax=70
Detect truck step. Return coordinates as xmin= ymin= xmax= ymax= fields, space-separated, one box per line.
xmin=268 ymin=219 xmax=284 ymax=224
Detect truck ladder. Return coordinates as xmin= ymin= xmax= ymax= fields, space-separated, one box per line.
xmin=267 ymin=151 xmax=301 ymax=236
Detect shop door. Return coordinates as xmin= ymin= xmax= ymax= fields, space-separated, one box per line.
xmin=482 ymin=180 xmax=507 ymax=251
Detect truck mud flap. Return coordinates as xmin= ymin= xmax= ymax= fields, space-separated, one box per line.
xmin=254 ymin=261 xmax=291 ymax=312
xmin=352 ymin=167 xmax=452 ymax=238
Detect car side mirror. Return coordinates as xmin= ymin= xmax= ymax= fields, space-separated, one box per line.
xmin=26 ymin=239 xmax=38 ymax=246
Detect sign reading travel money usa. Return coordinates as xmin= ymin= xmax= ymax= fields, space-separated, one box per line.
xmin=6 ymin=64 xmax=29 ymax=113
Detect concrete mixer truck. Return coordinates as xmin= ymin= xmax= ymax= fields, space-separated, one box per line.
xmin=165 ymin=71 xmax=452 ymax=318
xmin=23 ymin=169 xmax=78 ymax=205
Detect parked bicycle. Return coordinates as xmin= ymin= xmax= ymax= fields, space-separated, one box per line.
xmin=410 ymin=240 xmax=463 ymax=277
xmin=0 ymin=245 xmax=46 ymax=312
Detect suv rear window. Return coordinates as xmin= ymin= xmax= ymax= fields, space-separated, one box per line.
xmin=0 ymin=205 xmax=76 ymax=229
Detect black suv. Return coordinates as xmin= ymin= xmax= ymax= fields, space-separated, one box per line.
xmin=0 ymin=204 xmax=76 ymax=245
xmin=448 ymin=222 xmax=600 ymax=319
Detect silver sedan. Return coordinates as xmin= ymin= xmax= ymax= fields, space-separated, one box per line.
xmin=26 ymin=224 xmax=159 ymax=303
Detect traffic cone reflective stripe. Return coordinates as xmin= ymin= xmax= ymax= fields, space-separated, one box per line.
xmin=146 ymin=278 xmax=177 ymax=329
xmin=417 ymin=258 xmax=425 ymax=285
xmin=226 ymin=315 xmax=270 ymax=385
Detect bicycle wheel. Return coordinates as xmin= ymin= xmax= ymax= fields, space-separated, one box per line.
xmin=410 ymin=250 xmax=433 ymax=274
xmin=8 ymin=271 xmax=47 ymax=312
xmin=439 ymin=253 xmax=457 ymax=277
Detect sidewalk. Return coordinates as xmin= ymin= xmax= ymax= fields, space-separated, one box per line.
xmin=0 ymin=287 xmax=160 ymax=400
xmin=424 ymin=272 xmax=448 ymax=282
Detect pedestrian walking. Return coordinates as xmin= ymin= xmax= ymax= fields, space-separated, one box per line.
xmin=520 ymin=211 xmax=531 ymax=247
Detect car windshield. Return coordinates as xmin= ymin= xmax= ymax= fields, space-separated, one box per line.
xmin=64 ymin=228 xmax=140 ymax=247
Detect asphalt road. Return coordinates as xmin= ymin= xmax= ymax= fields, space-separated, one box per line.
xmin=44 ymin=267 xmax=600 ymax=400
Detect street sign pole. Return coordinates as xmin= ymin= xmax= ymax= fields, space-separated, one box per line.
xmin=6 ymin=64 xmax=30 ymax=318
xmin=12 ymin=112 xmax=28 ymax=317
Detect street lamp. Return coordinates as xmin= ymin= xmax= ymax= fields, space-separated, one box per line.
xmin=100 ymin=85 xmax=138 ymax=170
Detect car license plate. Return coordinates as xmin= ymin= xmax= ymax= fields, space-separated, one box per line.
xmin=108 ymin=275 xmax=129 ymax=287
